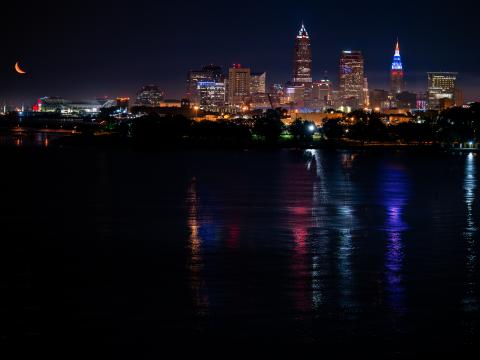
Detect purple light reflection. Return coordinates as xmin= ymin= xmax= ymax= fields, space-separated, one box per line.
xmin=381 ymin=165 xmax=410 ymax=314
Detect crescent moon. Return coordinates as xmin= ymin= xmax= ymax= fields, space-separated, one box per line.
xmin=15 ymin=62 xmax=27 ymax=75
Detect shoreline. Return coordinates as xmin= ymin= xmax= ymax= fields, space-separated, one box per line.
xmin=0 ymin=128 xmax=477 ymax=153
xmin=48 ymin=133 xmax=479 ymax=153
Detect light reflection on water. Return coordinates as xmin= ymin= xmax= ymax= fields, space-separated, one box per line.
xmin=178 ymin=150 xmax=480 ymax=347
xmin=5 ymin=147 xmax=480 ymax=353
xmin=308 ymin=151 xmax=358 ymax=312
xmin=0 ymin=129 xmax=73 ymax=147
xmin=463 ymin=153 xmax=478 ymax=312
xmin=380 ymin=163 xmax=410 ymax=314
xmin=337 ymin=205 xmax=355 ymax=310
xmin=308 ymin=149 xmax=329 ymax=310
xmin=290 ymin=204 xmax=311 ymax=317
xmin=187 ymin=178 xmax=209 ymax=318
xmin=336 ymin=153 xmax=357 ymax=311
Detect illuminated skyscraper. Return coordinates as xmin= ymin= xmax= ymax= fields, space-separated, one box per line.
xmin=249 ymin=72 xmax=268 ymax=109
xmin=427 ymin=72 xmax=458 ymax=110
xmin=293 ymin=23 xmax=312 ymax=86
xmin=391 ymin=40 xmax=405 ymax=94
xmin=455 ymin=88 xmax=464 ymax=107
xmin=197 ymin=81 xmax=225 ymax=111
xmin=339 ymin=50 xmax=365 ymax=108
xmin=135 ymin=85 xmax=164 ymax=107
xmin=250 ymin=72 xmax=267 ymax=94
xmin=363 ymin=77 xmax=370 ymax=108
xmin=228 ymin=64 xmax=251 ymax=106
xmin=186 ymin=64 xmax=224 ymax=104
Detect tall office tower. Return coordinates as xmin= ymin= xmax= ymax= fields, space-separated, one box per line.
xmin=363 ymin=77 xmax=370 ymax=108
xmin=339 ymin=50 xmax=365 ymax=108
xmin=228 ymin=64 xmax=251 ymax=106
xmin=293 ymin=23 xmax=312 ymax=85
xmin=391 ymin=40 xmax=405 ymax=94
xmin=454 ymin=88 xmax=464 ymax=107
xmin=135 ymin=85 xmax=165 ymax=107
xmin=186 ymin=64 xmax=224 ymax=104
xmin=427 ymin=72 xmax=458 ymax=110
xmin=187 ymin=71 xmax=208 ymax=104
xmin=250 ymin=72 xmax=268 ymax=109
xmin=250 ymin=72 xmax=267 ymax=94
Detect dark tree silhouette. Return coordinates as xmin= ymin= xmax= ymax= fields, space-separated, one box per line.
xmin=347 ymin=111 xmax=389 ymax=141
xmin=253 ymin=109 xmax=284 ymax=143
xmin=130 ymin=113 xmax=193 ymax=144
xmin=323 ymin=118 xmax=345 ymax=140
xmin=191 ymin=120 xmax=251 ymax=144
xmin=289 ymin=119 xmax=316 ymax=143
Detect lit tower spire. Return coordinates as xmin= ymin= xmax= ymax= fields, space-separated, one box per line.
xmin=298 ymin=22 xmax=309 ymax=37
xmin=390 ymin=38 xmax=405 ymax=94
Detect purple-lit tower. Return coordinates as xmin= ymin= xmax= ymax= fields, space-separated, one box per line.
xmin=391 ymin=39 xmax=404 ymax=94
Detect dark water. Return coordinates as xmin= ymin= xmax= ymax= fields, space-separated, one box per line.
xmin=2 ymin=147 xmax=480 ymax=357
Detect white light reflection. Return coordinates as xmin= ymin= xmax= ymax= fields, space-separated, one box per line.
xmin=463 ymin=153 xmax=478 ymax=312
xmin=336 ymin=152 xmax=357 ymax=310
xmin=307 ymin=150 xmax=357 ymax=311
xmin=306 ymin=149 xmax=329 ymax=309
xmin=338 ymin=204 xmax=355 ymax=310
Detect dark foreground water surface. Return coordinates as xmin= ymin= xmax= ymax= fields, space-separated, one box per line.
xmin=2 ymin=147 xmax=480 ymax=357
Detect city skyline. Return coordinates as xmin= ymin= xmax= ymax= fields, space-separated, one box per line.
xmin=1 ymin=0 xmax=478 ymax=105
xmin=3 ymin=1 xmax=480 ymax=356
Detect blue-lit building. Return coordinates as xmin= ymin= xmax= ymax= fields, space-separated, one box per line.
xmin=187 ymin=64 xmax=224 ymax=106
xmin=197 ymin=81 xmax=225 ymax=111
xmin=391 ymin=40 xmax=405 ymax=94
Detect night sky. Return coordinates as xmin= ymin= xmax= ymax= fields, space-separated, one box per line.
xmin=1 ymin=0 xmax=478 ymax=106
